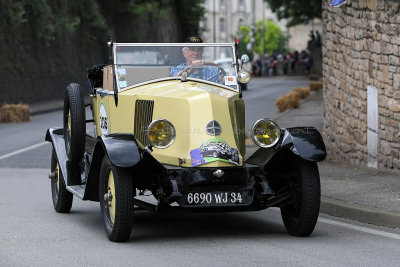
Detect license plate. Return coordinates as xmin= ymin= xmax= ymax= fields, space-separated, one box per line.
xmin=186 ymin=192 xmax=243 ymax=205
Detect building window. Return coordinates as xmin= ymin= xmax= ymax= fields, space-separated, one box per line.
xmin=220 ymin=17 xmax=226 ymax=39
xmin=238 ymin=18 xmax=244 ymax=27
xmin=239 ymin=0 xmax=245 ymax=11
xmin=203 ymin=17 xmax=208 ymax=30
xmin=220 ymin=0 xmax=225 ymax=10
xmin=220 ymin=17 xmax=225 ymax=33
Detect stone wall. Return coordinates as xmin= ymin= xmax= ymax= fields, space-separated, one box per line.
xmin=322 ymin=0 xmax=400 ymax=171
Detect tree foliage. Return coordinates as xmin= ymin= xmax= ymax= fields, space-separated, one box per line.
xmin=238 ymin=19 xmax=288 ymax=57
xmin=265 ymin=0 xmax=322 ymax=26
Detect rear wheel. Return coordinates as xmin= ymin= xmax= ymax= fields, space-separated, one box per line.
xmin=99 ymin=155 xmax=134 ymax=242
xmin=280 ymin=157 xmax=320 ymax=237
xmin=63 ymin=83 xmax=85 ymax=164
xmin=50 ymin=150 xmax=73 ymax=213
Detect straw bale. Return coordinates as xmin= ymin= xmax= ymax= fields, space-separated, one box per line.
xmin=0 ymin=104 xmax=30 ymax=123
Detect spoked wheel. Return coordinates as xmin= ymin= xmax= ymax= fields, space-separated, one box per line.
xmin=50 ymin=150 xmax=73 ymax=213
xmin=99 ymin=155 xmax=134 ymax=242
xmin=63 ymin=83 xmax=85 ymax=164
xmin=280 ymin=156 xmax=321 ymax=237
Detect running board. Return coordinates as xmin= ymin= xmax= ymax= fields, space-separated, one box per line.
xmin=133 ymin=198 xmax=158 ymax=213
xmin=66 ymin=185 xmax=86 ymax=199
xmin=264 ymin=192 xmax=290 ymax=207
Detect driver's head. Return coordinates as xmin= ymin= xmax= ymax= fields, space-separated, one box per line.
xmin=182 ymin=35 xmax=204 ymax=65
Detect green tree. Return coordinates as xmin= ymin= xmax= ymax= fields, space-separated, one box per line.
xmin=238 ymin=19 xmax=288 ymax=57
xmin=265 ymin=0 xmax=322 ymax=26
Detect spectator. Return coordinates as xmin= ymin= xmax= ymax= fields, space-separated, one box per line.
xmin=306 ymin=55 xmax=313 ymax=74
xmin=263 ymin=55 xmax=270 ymax=77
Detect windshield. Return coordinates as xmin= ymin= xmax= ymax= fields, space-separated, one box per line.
xmin=113 ymin=44 xmax=238 ymax=91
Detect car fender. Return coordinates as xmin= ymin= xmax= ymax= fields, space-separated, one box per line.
xmin=245 ymin=127 xmax=326 ymax=167
xmin=84 ymin=134 xmax=142 ymax=201
xmin=97 ymin=133 xmax=142 ymax=167
xmin=280 ymin=127 xmax=326 ymax=162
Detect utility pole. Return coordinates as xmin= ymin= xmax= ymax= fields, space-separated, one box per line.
xmin=213 ymin=0 xmax=216 ymax=57
xmin=262 ymin=1 xmax=265 ymax=75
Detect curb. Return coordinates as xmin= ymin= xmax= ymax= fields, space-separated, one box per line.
xmin=320 ymin=196 xmax=400 ymax=229
xmin=30 ymin=106 xmax=63 ymax=116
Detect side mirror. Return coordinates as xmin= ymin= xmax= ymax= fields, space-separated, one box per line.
xmin=241 ymin=54 xmax=249 ymax=64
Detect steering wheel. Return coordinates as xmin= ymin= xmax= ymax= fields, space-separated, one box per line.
xmin=186 ymin=62 xmax=226 ymax=83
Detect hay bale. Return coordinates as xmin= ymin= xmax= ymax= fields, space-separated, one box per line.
xmin=292 ymin=87 xmax=310 ymax=99
xmin=309 ymin=81 xmax=323 ymax=91
xmin=287 ymin=91 xmax=300 ymax=108
xmin=275 ymin=92 xmax=301 ymax=112
xmin=308 ymin=74 xmax=319 ymax=80
xmin=0 ymin=104 xmax=30 ymax=123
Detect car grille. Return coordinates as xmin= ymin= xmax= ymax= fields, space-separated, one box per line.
xmin=235 ymin=99 xmax=246 ymax=156
xmin=134 ymin=99 xmax=154 ymax=146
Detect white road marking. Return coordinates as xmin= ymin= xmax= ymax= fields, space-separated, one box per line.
xmin=319 ymin=217 xmax=400 ymax=240
xmin=0 ymin=142 xmax=48 ymax=160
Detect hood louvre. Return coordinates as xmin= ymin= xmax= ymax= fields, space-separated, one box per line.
xmin=134 ymin=100 xmax=154 ymax=147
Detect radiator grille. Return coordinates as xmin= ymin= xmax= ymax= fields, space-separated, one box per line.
xmin=235 ymin=99 xmax=246 ymax=156
xmin=134 ymin=100 xmax=154 ymax=146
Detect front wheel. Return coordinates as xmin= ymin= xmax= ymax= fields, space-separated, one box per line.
xmin=99 ymin=155 xmax=134 ymax=242
xmin=280 ymin=157 xmax=321 ymax=237
xmin=50 ymin=150 xmax=73 ymax=213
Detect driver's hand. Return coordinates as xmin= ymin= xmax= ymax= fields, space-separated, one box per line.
xmin=191 ymin=60 xmax=204 ymax=66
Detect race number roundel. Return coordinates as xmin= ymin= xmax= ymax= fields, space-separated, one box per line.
xmin=99 ymin=102 xmax=109 ymax=135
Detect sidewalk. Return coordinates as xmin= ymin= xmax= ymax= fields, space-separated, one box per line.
xmin=247 ymin=90 xmax=400 ymax=229
xmin=29 ymin=90 xmax=400 ymax=229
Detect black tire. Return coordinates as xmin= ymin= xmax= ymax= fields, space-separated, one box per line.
xmin=280 ymin=157 xmax=321 ymax=237
xmin=63 ymin=83 xmax=86 ymax=164
xmin=51 ymin=150 xmax=73 ymax=213
xmin=99 ymin=155 xmax=134 ymax=242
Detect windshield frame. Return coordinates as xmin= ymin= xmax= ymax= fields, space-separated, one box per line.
xmin=112 ymin=43 xmax=238 ymax=92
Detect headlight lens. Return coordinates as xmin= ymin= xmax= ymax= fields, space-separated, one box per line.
xmin=237 ymin=70 xmax=251 ymax=84
xmin=251 ymin=119 xmax=280 ymax=148
xmin=147 ymin=119 xmax=176 ymax=148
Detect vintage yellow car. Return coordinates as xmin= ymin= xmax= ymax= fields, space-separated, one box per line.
xmin=46 ymin=41 xmax=326 ymax=242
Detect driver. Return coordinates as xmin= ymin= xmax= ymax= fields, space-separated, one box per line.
xmin=170 ymin=35 xmax=224 ymax=84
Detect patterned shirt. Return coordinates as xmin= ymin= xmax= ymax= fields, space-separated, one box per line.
xmin=170 ymin=63 xmax=222 ymax=84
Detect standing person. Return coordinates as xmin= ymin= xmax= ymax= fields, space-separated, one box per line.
xmin=316 ymin=31 xmax=322 ymax=46
xmin=263 ymin=55 xmax=270 ymax=77
xmin=306 ymin=55 xmax=313 ymax=74
xmin=283 ymin=55 xmax=288 ymax=75
xmin=252 ymin=53 xmax=260 ymax=76
xmin=292 ymin=51 xmax=299 ymax=72
xmin=271 ymin=55 xmax=277 ymax=76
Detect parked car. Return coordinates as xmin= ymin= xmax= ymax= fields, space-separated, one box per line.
xmin=46 ymin=41 xmax=326 ymax=242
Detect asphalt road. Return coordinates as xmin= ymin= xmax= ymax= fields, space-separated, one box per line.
xmin=1 ymin=77 xmax=400 ymax=266
xmin=242 ymin=76 xmax=309 ymax=131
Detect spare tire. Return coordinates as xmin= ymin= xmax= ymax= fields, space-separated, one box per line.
xmin=63 ymin=83 xmax=86 ymax=164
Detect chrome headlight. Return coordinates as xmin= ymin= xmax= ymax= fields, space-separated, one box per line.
xmin=237 ymin=70 xmax=251 ymax=84
xmin=251 ymin=119 xmax=280 ymax=148
xmin=147 ymin=119 xmax=176 ymax=148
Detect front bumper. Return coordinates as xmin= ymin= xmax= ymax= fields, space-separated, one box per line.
xmin=162 ymin=163 xmax=275 ymax=210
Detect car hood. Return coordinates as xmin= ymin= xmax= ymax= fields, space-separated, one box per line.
xmin=118 ymin=80 xmax=245 ymax=167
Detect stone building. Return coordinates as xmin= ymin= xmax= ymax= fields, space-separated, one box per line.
xmin=200 ymin=0 xmax=287 ymax=42
xmin=323 ymin=0 xmax=400 ymax=171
